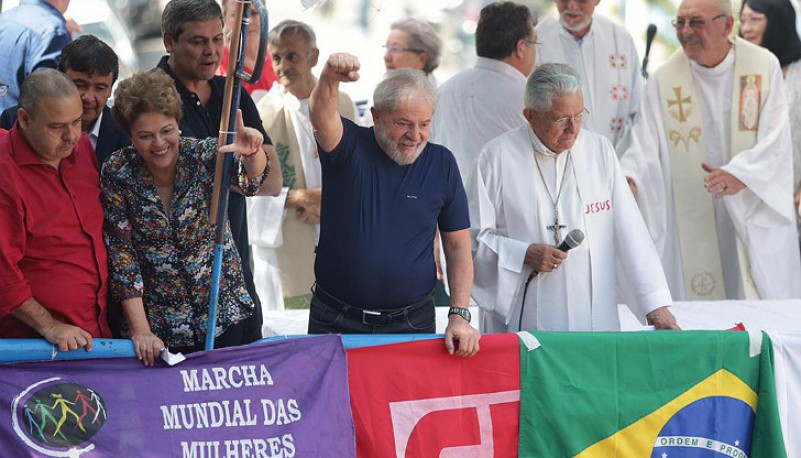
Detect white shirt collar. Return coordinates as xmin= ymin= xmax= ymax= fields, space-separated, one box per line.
xmin=474 ymin=57 xmax=528 ymax=82
xmin=85 ymin=110 xmax=103 ymax=149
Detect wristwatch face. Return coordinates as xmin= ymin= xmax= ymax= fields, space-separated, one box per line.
xmin=448 ymin=307 xmax=471 ymax=323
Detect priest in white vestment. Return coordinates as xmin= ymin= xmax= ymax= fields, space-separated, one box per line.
xmin=472 ymin=63 xmax=679 ymax=332
xmin=535 ymin=0 xmax=644 ymax=154
xmin=430 ymin=2 xmax=537 ymax=184
xmin=252 ymin=21 xmax=357 ymax=314
xmin=619 ymin=0 xmax=801 ymax=301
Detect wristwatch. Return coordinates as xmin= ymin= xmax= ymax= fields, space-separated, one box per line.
xmin=447 ymin=306 xmax=471 ymax=323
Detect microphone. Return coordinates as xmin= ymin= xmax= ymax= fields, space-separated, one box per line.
xmin=519 ymin=229 xmax=585 ymax=331
xmin=642 ymin=24 xmax=657 ymax=79
xmin=527 ymin=229 xmax=585 ymax=281
xmin=557 ymin=229 xmax=584 ymax=252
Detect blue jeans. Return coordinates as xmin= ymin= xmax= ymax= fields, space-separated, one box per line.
xmin=307 ymin=287 xmax=435 ymax=334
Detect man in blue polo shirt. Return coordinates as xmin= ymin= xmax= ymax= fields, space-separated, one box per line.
xmin=309 ymin=53 xmax=480 ymax=357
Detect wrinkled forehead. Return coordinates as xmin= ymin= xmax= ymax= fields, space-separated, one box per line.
xmin=29 ymin=94 xmax=82 ymax=121
xmin=175 ymin=19 xmax=224 ymax=41
xmin=678 ymin=0 xmax=722 ymax=18
xmin=268 ymin=31 xmax=312 ymax=53
xmin=387 ymin=95 xmax=435 ymax=118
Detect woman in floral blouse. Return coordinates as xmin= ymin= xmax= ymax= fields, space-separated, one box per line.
xmin=101 ymin=70 xmax=272 ymax=365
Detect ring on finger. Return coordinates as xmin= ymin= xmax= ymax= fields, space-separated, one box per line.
xmin=552 ymin=263 xmax=558 ymax=269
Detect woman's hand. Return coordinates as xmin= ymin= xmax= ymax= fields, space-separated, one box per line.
xmin=218 ymin=109 xmax=263 ymax=158
xmin=131 ymin=332 xmax=165 ymax=367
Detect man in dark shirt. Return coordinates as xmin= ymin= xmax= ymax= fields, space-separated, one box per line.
xmin=157 ymin=0 xmax=282 ymax=342
xmin=310 ymin=54 xmax=480 ymax=357
xmin=0 ymin=35 xmax=131 ymax=167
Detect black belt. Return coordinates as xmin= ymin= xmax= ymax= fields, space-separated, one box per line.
xmin=312 ymin=284 xmax=433 ymax=326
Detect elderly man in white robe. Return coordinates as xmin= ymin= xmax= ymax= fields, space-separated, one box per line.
xmin=619 ymin=0 xmax=801 ymax=300
xmin=472 ymin=63 xmax=679 ymax=332
xmin=536 ymin=0 xmax=644 ymax=154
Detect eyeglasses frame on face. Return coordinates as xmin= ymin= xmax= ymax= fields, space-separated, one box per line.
xmin=671 ymin=13 xmax=727 ymax=31
xmin=546 ymin=107 xmax=589 ymax=130
xmin=382 ymin=44 xmax=425 ymax=55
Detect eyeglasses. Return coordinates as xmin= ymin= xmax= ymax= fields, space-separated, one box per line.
xmin=671 ymin=13 xmax=726 ymax=31
xmin=0 ymin=83 xmax=8 ymax=98
xmin=523 ymin=38 xmax=540 ymax=46
xmin=547 ymin=108 xmax=588 ymax=130
xmin=382 ymin=45 xmax=424 ymax=55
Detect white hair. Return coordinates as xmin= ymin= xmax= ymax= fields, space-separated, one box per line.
xmin=524 ymin=63 xmax=582 ymax=113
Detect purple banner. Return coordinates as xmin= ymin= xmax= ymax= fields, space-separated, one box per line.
xmin=0 ymin=335 xmax=355 ymax=457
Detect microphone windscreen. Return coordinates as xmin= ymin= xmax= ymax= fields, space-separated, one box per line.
xmin=558 ymin=229 xmax=585 ymax=252
xmin=647 ymin=24 xmax=657 ymax=40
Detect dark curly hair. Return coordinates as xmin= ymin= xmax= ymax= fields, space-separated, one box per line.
xmin=740 ymin=0 xmax=801 ymax=67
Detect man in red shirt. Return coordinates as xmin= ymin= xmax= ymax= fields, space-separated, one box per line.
xmin=0 ymin=68 xmax=111 ymax=351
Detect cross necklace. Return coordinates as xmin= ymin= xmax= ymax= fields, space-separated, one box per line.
xmin=533 ymin=148 xmax=572 ymax=245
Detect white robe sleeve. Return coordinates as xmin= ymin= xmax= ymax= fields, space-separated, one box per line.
xmin=471 ymin=145 xmax=530 ymax=324
xmin=721 ymin=58 xmax=801 ymax=299
xmin=722 ymin=58 xmax=795 ymax=226
xmin=609 ymin=140 xmax=673 ymax=321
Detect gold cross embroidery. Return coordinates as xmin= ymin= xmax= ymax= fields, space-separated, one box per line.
xmin=667 ymin=87 xmax=692 ymax=123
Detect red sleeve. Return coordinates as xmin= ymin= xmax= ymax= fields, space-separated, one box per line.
xmin=0 ymin=152 xmax=34 ymax=317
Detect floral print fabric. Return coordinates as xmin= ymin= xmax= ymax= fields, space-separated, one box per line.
xmin=101 ymin=137 xmax=264 ymax=347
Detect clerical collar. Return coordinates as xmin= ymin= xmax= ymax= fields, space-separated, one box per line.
xmin=527 ymin=126 xmax=562 ymax=157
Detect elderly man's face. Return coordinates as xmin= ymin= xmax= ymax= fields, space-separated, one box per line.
xmin=525 ymin=91 xmax=584 ymax=153
xmin=372 ymin=95 xmax=433 ymax=165
xmin=270 ymin=32 xmax=319 ymax=98
xmin=65 ymin=69 xmax=114 ymax=132
xmin=384 ymin=29 xmax=426 ymax=72
xmin=675 ymin=0 xmax=733 ymax=66
xmin=556 ymin=0 xmax=601 ymax=36
xmin=18 ymin=95 xmax=83 ymax=166
xmin=164 ymin=20 xmax=225 ymax=83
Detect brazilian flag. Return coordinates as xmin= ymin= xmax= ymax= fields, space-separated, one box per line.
xmin=519 ymin=331 xmax=785 ymax=457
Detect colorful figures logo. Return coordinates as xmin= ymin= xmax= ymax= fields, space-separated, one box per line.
xmin=12 ymin=377 xmax=107 ymax=457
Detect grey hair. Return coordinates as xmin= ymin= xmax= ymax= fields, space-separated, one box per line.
xmin=19 ymin=68 xmax=78 ymax=119
xmin=162 ymin=0 xmax=223 ymax=40
xmin=716 ymin=0 xmax=733 ymax=15
xmin=390 ymin=18 xmax=443 ymax=74
xmin=269 ymin=19 xmax=317 ymax=51
xmin=373 ymin=68 xmax=436 ymax=112
xmin=524 ymin=63 xmax=582 ymax=113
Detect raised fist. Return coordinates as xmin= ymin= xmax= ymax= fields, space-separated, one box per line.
xmin=322 ymin=53 xmax=360 ymax=82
